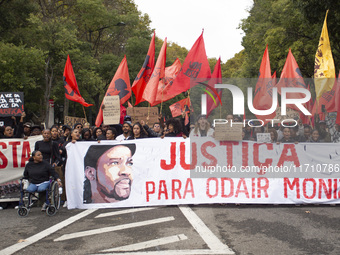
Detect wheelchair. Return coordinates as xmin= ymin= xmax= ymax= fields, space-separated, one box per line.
xmin=17 ymin=177 xmax=61 ymax=217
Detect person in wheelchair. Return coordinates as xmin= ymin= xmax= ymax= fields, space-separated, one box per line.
xmin=23 ymin=150 xmax=62 ymax=211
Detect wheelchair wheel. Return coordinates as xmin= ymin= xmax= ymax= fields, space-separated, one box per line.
xmin=46 ymin=205 xmax=57 ymax=216
xmin=51 ymin=181 xmax=61 ymax=210
xmin=17 ymin=207 xmax=29 ymax=217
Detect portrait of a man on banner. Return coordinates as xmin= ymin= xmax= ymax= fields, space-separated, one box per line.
xmin=83 ymin=144 xmax=136 ymax=203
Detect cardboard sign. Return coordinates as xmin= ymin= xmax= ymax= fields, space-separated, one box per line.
xmin=257 ymin=133 xmax=271 ymax=143
xmin=275 ymin=107 xmax=299 ymax=121
xmin=64 ymin=116 xmax=87 ymax=127
xmin=102 ymin=95 xmax=120 ymax=125
xmin=214 ymin=123 xmax=242 ymax=141
xmin=0 ymin=92 xmax=24 ymax=117
xmin=126 ymin=107 xmax=159 ymax=125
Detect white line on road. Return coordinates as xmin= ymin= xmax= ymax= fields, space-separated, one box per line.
xmin=91 ymin=249 xmax=233 ymax=255
xmin=54 ymin=216 xmax=175 ymax=242
xmin=95 ymin=207 xmax=157 ymax=218
xmin=0 ymin=209 xmax=97 ymax=255
xmin=179 ymin=205 xmax=234 ymax=254
xmin=102 ymin=234 xmax=188 ymax=252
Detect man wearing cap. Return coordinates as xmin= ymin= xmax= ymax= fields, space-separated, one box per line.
xmin=124 ymin=115 xmax=132 ymax=125
xmin=84 ymin=144 xmax=136 ymax=203
xmin=23 ymin=122 xmax=32 ymax=137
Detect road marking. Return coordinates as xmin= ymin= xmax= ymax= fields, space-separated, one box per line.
xmin=0 ymin=209 xmax=97 ymax=255
xmin=179 ymin=205 xmax=234 ymax=254
xmin=91 ymin=250 xmax=233 ymax=255
xmin=54 ymin=216 xmax=175 ymax=242
xmin=102 ymin=234 xmax=188 ymax=252
xmin=95 ymin=207 xmax=157 ymax=218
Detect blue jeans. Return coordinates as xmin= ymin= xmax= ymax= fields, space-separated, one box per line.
xmin=26 ymin=182 xmax=50 ymax=193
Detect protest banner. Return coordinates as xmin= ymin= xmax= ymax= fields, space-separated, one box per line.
xmin=102 ymin=95 xmax=120 ymax=125
xmin=64 ymin=116 xmax=87 ymax=127
xmin=0 ymin=92 xmax=24 ymax=117
xmin=214 ymin=123 xmax=242 ymax=141
xmin=126 ymin=107 xmax=158 ymax=125
xmin=0 ymin=136 xmax=41 ymax=185
xmin=66 ymin=138 xmax=340 ymax=209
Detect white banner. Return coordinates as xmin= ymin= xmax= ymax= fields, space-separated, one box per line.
xmin=66 ymin=138 xmax=340 ymax=209
xmin=0 ymin=135 xmax=42 ymax=184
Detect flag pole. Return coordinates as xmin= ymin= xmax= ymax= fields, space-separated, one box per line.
xmin=82 ymin=106 xmax=88 ymax=123
xmin=147 ymin=102 xmax=150 ymax=125
xmin=131 ymin=95 xmax=136 ymax=123
xmin=160 ymin=88 xmax=164 ymax=114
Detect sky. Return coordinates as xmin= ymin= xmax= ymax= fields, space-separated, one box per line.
xmin=133 ymin=0 xmax=254 ymax=63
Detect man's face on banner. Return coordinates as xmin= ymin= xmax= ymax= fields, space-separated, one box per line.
xmin=96 ymin=145 xmax=134 ymax=200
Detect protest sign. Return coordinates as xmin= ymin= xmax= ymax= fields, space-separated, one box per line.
xmin=275 ymin=107 xmax=299 ymax=121
xmin=64 ymin=116 xmax=87 ymax=127
xmin=102 ymin=95 xmax=120 ymax=125
xmin=257 ymin=133 xmax=271 ymax=143
xmin=0 ymin=92 xmax=24 ymax=117
xmin=214 ymin=123 xmax=242 ymax=141
xmin=126 ymin=107 xmax=159 ymax=125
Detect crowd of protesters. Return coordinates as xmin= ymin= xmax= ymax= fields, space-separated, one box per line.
xmin=0 ymin=110 xmax=339 ymax=210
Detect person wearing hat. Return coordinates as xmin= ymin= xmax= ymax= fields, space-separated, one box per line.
xmin=116 ymin=122 xmax=132 ymax=142
xmin=84 ymin=143 xmax=136 ymax=203
xmin=124 ymin=115 xmax=132 ymax=125
xmin=31 ymin=125 xmax=43 ymax=136
xmin=189 ymin=115 xmax=214 ymax=137
xmin=23 ymin=122 xmax=32 ymax=137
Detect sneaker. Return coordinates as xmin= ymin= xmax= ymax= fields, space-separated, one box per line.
xmin=0 ymin=206 xmax=3 ymax=210
xmin=63 ymin=201 xmax=67 ymax=208
xmin=41 ymin=202 xmax=47 ymax=211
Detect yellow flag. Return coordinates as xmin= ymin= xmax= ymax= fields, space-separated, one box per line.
xmin=314 ymin=10 xmax=335 ymax=102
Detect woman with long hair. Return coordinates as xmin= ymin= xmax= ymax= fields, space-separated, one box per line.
xmin=128 ymin=122 xmax=148 ymax=139
xmin=162 ymin=118 xmax=187 ymax=138
xmin=190 ymin=115 xmax=213 ymax=137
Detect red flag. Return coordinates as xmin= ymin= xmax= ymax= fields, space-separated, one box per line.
xmin=169 ymin=98 xmax=191 ymax=117
xmin=206 ymin=57 xmax=222 ymax=117
xmin=163 ymin=31 xmax=211 ymax=100
xmin=275 ymin=49 xmax=307 ymax=112
xmin=95 ymin=56 xmax=130 ymax=127
xmin=63 ymin=55 xmax=93 ymax=107
xmin=152 ymin=58 xmax=182 ymax=106
xmin=300 ymin=84 xmax=314 ymax=125
xmin=272 ymin=71 xmax=277 ymax=85
xmin=312 ymin=78 xmax=338 ymax=118
xmin=143 ymin=38 xmax=167 ymax=105
xmin=132 ymin=32 xmax=156 ymax=105
xmin=253 ymin=46 xmax=276 ymax=123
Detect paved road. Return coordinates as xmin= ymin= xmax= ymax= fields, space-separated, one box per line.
xmin=0 ymin=204 xmax=339 ymax=254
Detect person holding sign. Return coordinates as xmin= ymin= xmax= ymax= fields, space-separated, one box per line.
xmin=84 ymin=144 xmax=136 ymax=203
xmin=1 ymin=112 xmax=25 ymax=139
